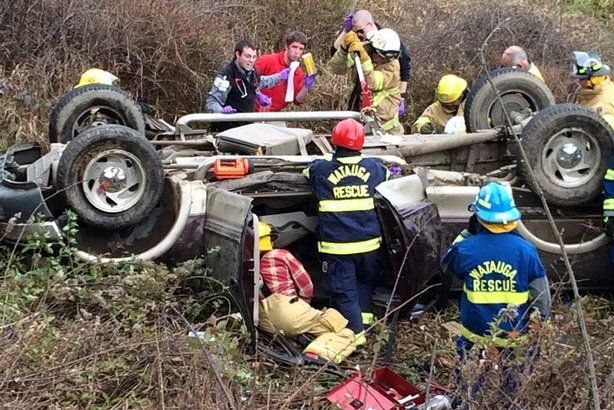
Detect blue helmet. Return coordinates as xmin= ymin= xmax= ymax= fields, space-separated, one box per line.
xmin=470 ymin=182 xmax=521 ymax=224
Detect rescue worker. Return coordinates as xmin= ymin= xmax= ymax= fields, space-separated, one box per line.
xmin=443 ymin=181 xmax=551 ymax=347
xmin=604 ymin=153 xmax=614 ymax=265
xmin=75 ymin=68 xmax=119 ymax=88
xmin=571 ymin=51 xmax=614 ymax=128
xmin=412 ymin=74 xmax=468 ymax=134
xmin=500 ymin=45 xmax=544 ymax=81
xmin=205 ymin=39 xmax=288 ymax=132
xmin=255 ymin=31 xmax=317 ymax=112
xmin=303 ymin=119 xmax=388 ymax=344
xmin=332 ymin=10 xmax=411 ymax=116
xmin=443 ymin=181 xmax=551 ymax=400
xmin=256 ymin=221 xmax=356 ymax=363
xmin=330 ymin=29 xmax=404 ymax=134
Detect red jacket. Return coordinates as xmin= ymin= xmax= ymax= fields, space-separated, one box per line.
xmin=255 ymin=51 xmax=304 ymax=112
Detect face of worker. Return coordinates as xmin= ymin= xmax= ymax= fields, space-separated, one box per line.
xmin=576 ymin=78 xmax=593 ymax=89
xmin=285 ymin=41 xmax=305 ymax=62
xmin=235 ymin=47 xmax=257 ymax=71
xmin=500 ymin=53 xmax=529 ymax=69
xmin=353 ymin=19 xmax=376 ymax=40
xmin=441 ymin=99 xmax=462 ymax=114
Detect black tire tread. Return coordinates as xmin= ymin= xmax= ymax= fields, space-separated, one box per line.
xmin=464 ymin=68 xmax=555 ymax=132
xmin=48 ymin=84 xmax=145 ymax=143
xmin=519 ymin=103 xmax=614 ymax=206
xmin=56 ymin=125 xmax=163 ymax=230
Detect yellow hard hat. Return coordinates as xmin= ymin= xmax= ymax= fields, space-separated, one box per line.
xmin=436 ymin=74 xmax=468 ymax=104
xmin=258 ymin=221 xmax=273 ymax=251
xmin=75 ymin=68 xmax=119 ymax=88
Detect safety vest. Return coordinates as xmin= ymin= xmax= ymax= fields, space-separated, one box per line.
xmin=304 ymin=154 xmax=388 ymax=255
xmin=442 ymin=230 xmax=546 ymax=343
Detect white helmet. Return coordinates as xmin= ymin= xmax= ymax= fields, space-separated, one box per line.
xmin=367 ymin=28 xmax=401 ymax=59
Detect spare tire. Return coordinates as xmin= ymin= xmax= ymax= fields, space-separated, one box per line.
xmin=519 ymin=103 xmax=614 ymax=207
xmin=56 ymin=125 xmax=163 ymax=230
xmin=49 ymin=84 xmax=145 ymax=144
xmin=464 ymin=68 xmax=555 ymax=132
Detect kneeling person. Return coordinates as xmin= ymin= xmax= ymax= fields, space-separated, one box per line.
xmin=257 ymin=222 xmax=356 ymax=362
xmin=413 ymin=74 xmax=468 ymax=134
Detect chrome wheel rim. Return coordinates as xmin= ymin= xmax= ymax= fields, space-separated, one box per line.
xmin=82 ymin=149 xmax=146 ymax=213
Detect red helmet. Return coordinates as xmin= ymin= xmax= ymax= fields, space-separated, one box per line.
xmin=331 ymin=119 xmax=365 ymax=150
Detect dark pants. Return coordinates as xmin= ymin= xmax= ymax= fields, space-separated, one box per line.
xmin=321 ymin=250 xmax=383 ymax=333
xmin=454 ymin=336 xmax=539 ymax=406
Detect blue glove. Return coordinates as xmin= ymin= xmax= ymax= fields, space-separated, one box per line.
xmin=304 ymin=74 xmax=316 ymax=90
xmin=343 ymin=12 xmax=354 ymax=32
xmin=398 ymin=99 xmax=406 ymax=116
xmin=256 ymin=92 xmax=272 ymax=107
xmin=221 ymin=105 xmax=236 ymax=114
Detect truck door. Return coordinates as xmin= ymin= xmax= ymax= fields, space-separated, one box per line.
xmin=375 ymin=176 xmax=447 ymax=313
xmin=204 ymin=187 xmax=257 ymax=336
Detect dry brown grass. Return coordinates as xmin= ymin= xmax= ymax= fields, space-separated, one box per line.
xmin=0 ymin=0 xmax=613 ymax=145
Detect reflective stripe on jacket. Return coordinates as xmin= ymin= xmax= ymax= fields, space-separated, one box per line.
xmin=304 ymin=154 xmax=388 ymax=255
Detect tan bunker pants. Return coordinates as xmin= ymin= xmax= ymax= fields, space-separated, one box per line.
xmin=259 ymin=293 xmax=357 ymax=362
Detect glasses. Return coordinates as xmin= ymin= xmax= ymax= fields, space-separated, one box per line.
xmin=375 ymin=49 xmax=400 ymax=60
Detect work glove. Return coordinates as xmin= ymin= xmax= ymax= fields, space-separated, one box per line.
xmin=388 ymin=163 xmax=402 ymax=177
xmin=304 ymin=74 xmax=316 ymax=90
xmin=343 ymin=12 xmax=354 ymax=32
xmin=221 ymin=105 xmax=236 ymax=114
xmin=348 ymin=40 xmax=369 ymax=63
xmin=398 ymin=99 xmax=406 ymax=116
xmin=278 ymin=67 xmax=291 ymax=81
xmin=256 ymin=91 xmax=272 ymax=107
xmin=605 ymin=216 xmax=614 ymax=238
xmin=418 ymin=121 xmax=437 ymax=134
xmin=340 ymin=31 xmax=360 ymax=53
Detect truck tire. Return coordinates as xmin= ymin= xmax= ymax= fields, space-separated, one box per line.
xmin=464 ymin=68 xmax=555 ymax=132
xmin=518 ymin=103 xmax=614 ymax=207
xmin=56 ymin=125 xmax=163 ymax=230
xmin=49 ymin=84 xmax=145 ymax=143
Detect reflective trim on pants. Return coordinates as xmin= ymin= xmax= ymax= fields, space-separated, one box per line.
xmin=604 ymin=198 xmax=614 ymax=211
xmin=318 ymin=237 xmax=381 ymax=255
xmin=605 ymin=169 xmax=614 ymax=181
xmin=361 ymin=312 xmax=375 ymax=326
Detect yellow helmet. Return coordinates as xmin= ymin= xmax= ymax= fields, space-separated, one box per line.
xmin=258 ymin=221 xmax=273 ymax=251
xmin=436 ymin=74 xmax=468 ymax=104
xmin=75 ymin=68 xmax=119 ymax=88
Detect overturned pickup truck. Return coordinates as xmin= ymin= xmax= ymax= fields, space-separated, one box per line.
xmin=0 ymin=69 xmax=612 ymax=356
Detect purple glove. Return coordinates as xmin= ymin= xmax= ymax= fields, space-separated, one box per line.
xmin=343 ymin=12 xmax=354 ymax=32
xmin=279 ymin=68 xmax=290 ymax=81
xmin=221 ymin=105 xmax=236 ymax=114
xmin=256 ymin=91 xmax=272 ymax=107
xmin=304 ymin=74 xmax=316 ymax=90
xmin=388 ymin=164 xmax=403 ymax=176
xmin=398 ymin=99 xmax=406 ymax=116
